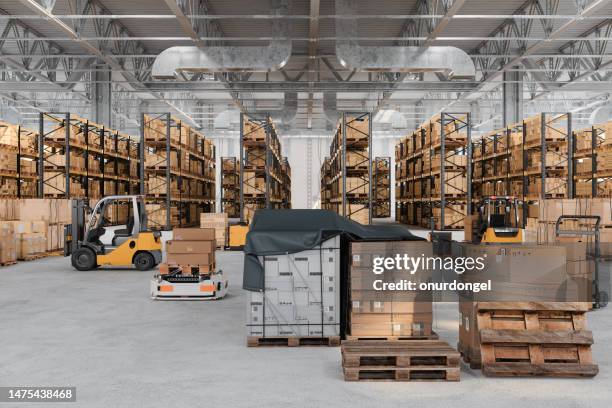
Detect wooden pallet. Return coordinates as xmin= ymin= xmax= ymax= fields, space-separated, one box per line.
xmin=345 ymin=332 xmax=439 ymax=342
xmin=476 ymin=302 xmax=598 ymax=377
xmin=247 ymin=335 xmax=340 ymax=347
xmin=341 ymin=340 xmax=460 ymax=382
xmin=0 ymin=260 xmax=17 ymax=267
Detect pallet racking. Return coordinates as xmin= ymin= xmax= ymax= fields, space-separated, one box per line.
xmin=320 ymin=157 xmax=331 ymax=210
xmin=325 ymin=112 xmax=372 ymax=225
xmin=395 ymin=112 xmax=472 ymax=230
xmin=372 ymin=156 xmax=391 ymax=218
xmin=0 ymin=121 xmax=38 ymax=197
xmin=221 ymin=157 xmax=240 ymax=218
xmin=573 ymin=122 xmax=612 ymax=198
xmin=141 ymin=113 xmax=215 ymax=230
xmin=239 ymin=113 xmax=290 ymax=223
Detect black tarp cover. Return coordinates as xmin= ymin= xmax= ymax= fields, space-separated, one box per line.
xmin=242 ymin=209 xmax=424 ymax=291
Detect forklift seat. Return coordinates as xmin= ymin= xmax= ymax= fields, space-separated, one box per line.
xmin=112 ymin=217 xmax=135 ymax=246
xmin=490 ymin=214 xmax=506 ymax=228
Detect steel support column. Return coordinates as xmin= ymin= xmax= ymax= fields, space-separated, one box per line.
xmin=503 ymin=67 xmax=523 ymax=126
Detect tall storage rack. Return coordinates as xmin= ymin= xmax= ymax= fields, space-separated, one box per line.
xmin=396 ymin=112 xmax=471 ymax=230
xmin=221 ymin=157 xmax=240 ymax=218
xmin=281 ymin=157 xmax=292 ymax=208
xmin=372 ymin=156 xmax=391 ymax=218
xmin=320 ymin=157 xmax=331 ymax=210
xmin=0 ymin=121 xmax=38 ymax=197
xmin=38 ymin=113 xmax=140 ymax=200
xmin=471 ymin=113 xmax=572 ymax=224
xmin=141 ymin=113 xmax=216 ymax=230
xmin=326 ymin=112 xmax=372 ymax=225
xmin=573 ymin=122 xmax=612 ymax=198
xmin=239 ymin=113 xmax=290 ymax=223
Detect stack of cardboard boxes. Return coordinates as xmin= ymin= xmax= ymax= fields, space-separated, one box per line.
xmin=349 ymin=241 xmax=434 ymax=338
xmin=199 ymin=213 xmax=228 ymax=248
xmin=165 ymin=228 xmax=216 ymax=274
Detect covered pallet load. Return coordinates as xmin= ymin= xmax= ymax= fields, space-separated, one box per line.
xmin=242 ymin=209 xmax=424 ymax=347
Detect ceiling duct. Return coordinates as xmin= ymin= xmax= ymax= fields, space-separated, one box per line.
xmin=589 ymin=104 xmax=612 ymax=124
xmin=152 ymin=0 xmax=291 ymax=79
xmin=335 ymin=0 xmax=476 ymax=79
xmin=277 ymin=92 xmax=298 ymax=125
xmin=323 ymin=92 xmax=340 ymax=124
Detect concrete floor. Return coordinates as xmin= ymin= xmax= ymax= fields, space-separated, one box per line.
xmin=1 ymin=252 xmax=611 ymax=408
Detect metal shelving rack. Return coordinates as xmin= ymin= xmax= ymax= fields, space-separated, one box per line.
xmin=327 ymin=112 xmax=372 ymax=225
xmin=38 ymin=112 xmax=140 ymax=200
xmin=395 ymin=112 xmax=472 ymax=230
xmin=0 ymin=121 xmax=38 ymax=198
xmin=320 ymin=157 xmax=331 ymax=210
xmin=141 ymin=113 xmax=215 ymax=230
xmin=221 ymin=156 xmax=240 ymax=218
xmin=372 ymin=156 xmax=391 ymax=218
xmin=239 ymin=112 xmax=289 ymax=223
xmin=573 ymin=123 xmax=611 ymax=198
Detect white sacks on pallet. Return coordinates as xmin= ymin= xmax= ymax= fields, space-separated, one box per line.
xmin=246 ymin=235 xmax=341 ymax=338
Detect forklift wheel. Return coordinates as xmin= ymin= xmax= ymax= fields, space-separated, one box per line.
xmin=71 ymin=247 xmax=97 ymax=271
xmin=133 ymin=252 xmax=156 ymax=271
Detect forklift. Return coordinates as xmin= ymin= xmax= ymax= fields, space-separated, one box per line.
xmin=64 ymin=195 xmax=162 ymax=271
xmin=474 ymin=196 xmax=524 ymax=244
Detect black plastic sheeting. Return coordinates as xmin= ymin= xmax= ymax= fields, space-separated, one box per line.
xmin=242 ymin=209 xmax=424 ymax=291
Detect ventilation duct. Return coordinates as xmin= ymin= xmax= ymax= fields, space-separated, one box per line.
xmin=335 ymin=0 xmax=476 ymax=80
xmin=152 ymin=0 xmax=291 ymax=79
xmin=589 ymin=104 xmax=612 ymax=124
xmin=323 ymin=92 xmax=340 ymax=124
xmin=277 ymin=92 xmax=298 ymax=125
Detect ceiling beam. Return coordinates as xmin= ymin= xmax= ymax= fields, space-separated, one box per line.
xmin=307 ymin=0 xmax=320 ymax=129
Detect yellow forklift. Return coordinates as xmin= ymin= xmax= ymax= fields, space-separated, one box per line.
xmin=474 ymin=196 xmax=524 ymax=244
xmin=64 ymin=195 xmax=162 ymax=271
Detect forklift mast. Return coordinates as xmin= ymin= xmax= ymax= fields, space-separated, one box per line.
xmin=64 ymin=199 xmax=88 ymax=257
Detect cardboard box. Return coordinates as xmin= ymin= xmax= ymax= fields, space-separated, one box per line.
xmin=166 ymin=252 xmax=214 ymax=266
xmin=172 ymin=228 xmax=215 ymax=241
xmin=166 ymin=240 xmax=215 ymax=254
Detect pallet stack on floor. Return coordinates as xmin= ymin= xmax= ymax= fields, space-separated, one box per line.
xmin=246 ymin=235 xmax=341 ymax=347
xmin=459 ymin=302 xmax=598 ymax=377
xmin=240 ymin=113 xmax=290 ymax=223
xmin=395 ymin=112 xmax=471 ymax=229
xmin=221 ymin=157 xmax=240 ymax=218
xmin=164 ymin=228 xmax=217 ymax=274
xmin=142 ymin=113 xmax=216 ymax=230
xmin=0 ymin=121 xmax=38 ymax=197
xmin=372 ymin=157 xmax=391 ymax=218
xmin=323 ymin=113 xmax=372 ymax=225
xmin=342 ymin=240 xmax=460 ymax=382
xmin=0 ymin=198 xmax=70 ymax=265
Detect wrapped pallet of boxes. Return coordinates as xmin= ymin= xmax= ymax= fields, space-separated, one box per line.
xmin=349 ymin=241 xmax=434 ymax=338
xmin=166 ymin=228 xmax=216 ymax=273
xmin=0 ymin=221 xmax=17 ymax=264
xmin=200 ymin=213 xmax=228 ymax=248
xmin=246 ymin=235 xmax=341 ymax=340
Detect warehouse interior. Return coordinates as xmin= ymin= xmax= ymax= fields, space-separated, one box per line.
xmin=1 ymin=0 xmax=612 ymax=407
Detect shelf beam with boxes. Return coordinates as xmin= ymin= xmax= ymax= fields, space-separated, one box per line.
xmin=0 ymin=121 xmax=38 ymax=198
xmin=472 ymin=112 xmax=573 ymax=202
xmin=372 ymin=156 xmax=391 ymax=218
xmin=38 ymin=112 xmax=141 ymax=201
xmin=221 ymin=157 xmax=240 ymax=218
xmin=324 ymin=112 xmax=372 ymax=225
xmin=141 ymin=113 xmax=216 ymax=230
xmin=320 ymin=157 xmax=331 ymax=210
xmin=239 ymin=113 xmax=290 ymax=223
xmin=395 ymin=112 xmax=472 ymax=230
xmin=573 ymin=122 xmax=612 ymax=198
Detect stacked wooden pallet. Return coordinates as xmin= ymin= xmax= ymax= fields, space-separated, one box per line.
xmin=341 ymin=340 xmax=460 ymax=381
xmin=221 ymin=157 xmax=240 ymax=218
xmin=240 ymin=114 xmax=290 ymax=223
xmin=323 ymin=113 xmax=371 ymax=225
xmin=395 ymin=113 xmax=470 ymax=229
xmin=142 ymin=113 xmax=216 ymax=229
xmin=458 ymin=301 xmax=598 ymax=377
